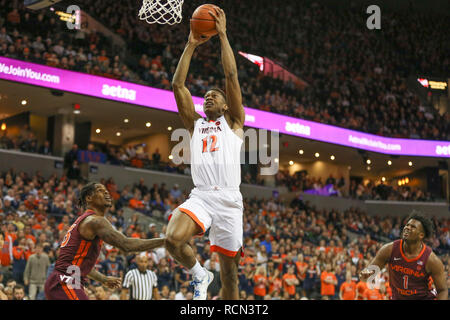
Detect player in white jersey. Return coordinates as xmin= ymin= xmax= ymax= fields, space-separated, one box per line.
xmin=166 ymin=8 xmax=245 ymax=300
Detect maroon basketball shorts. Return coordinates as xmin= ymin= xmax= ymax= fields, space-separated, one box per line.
xmin=44 ymin=271 xmax=89 ymax=300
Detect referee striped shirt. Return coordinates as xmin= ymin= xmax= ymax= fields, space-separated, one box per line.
xmin=123 ymin=268 xmax=158 ymax=300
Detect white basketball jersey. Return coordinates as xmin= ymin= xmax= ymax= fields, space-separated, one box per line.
xmin=190 ymin=115 xmax=243 ymax=188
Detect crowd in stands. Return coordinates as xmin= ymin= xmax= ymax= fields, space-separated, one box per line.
xmin=0 ymin=169 xmax=449 ymax=300
xmin=275 ymin=169 xmax=436 ymax=202
xmin=348 ymin=178 xmax=435 ymax=202
xmin=0 ymin=125 xmax=52 ymax=156
xmin=1 ymin=0 xmax=449 ymax=141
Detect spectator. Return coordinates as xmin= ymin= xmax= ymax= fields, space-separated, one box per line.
xmin=134 ymin=178 xmax=148 ymax=197
xmin=175 ymin=283 xmax=188 ymax=300
xmin=238 ymin=264 xmax=254 ymax=296
xmin=255 ymin=245 xmax=269 ymax=269
xmin=363 ymin=286 xmax=383 ymax=300
xmin=38 ymin=140 xmax=52 ymax=156
xmin=152 ymin=149 xmax=161 ymax=167
xmin=253 ymin=265 xmax=267 ymax=300
xmin=260 ymin=234 xmax=272 ymax=254
xmin=0 ymin=282 xmax=8 ymax=300
xmin=94 ymin=285 xmax=108 ymax=300
xmin=302 ymin=258 xmax=319 ymax=299
xmin=282 ymin=265 xmax=299 ymax=299
xmin=12 ymin=237 xmax=29 ymax=284
xmin=67 ymin=160 xmax=82 ymax=182
xmin=12 ymin=283 xmax=27 ymax=300
xmin=7 ymin=9 xmax=21 ymax=27
xmin=63 ymin=144 xmax=79 ymax=171
xmin=206 ymin=259 xmax=221 ymax=298
xmin=23 ymin=243 xmax=50 ymax=300
xmin=355 ymin=279 xmax=368 ymax=300
xmin=339 ymin=272 xmax=357 ymax=300
xmin=100 ymin=248 xmax=124 ymax=278
xmin=169 ymin=184 xmax=182 ymax=200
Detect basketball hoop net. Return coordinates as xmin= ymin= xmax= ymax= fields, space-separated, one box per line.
xmin=138 ymin=0 xmax=184 ymax=25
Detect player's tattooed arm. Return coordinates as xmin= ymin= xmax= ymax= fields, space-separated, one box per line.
xmin=426 ymin=252 xmax=448 ymax=300
xmin=88 ymin=269 xmax=122 ymax=289
xmin=359 ymin=242 xmax=393 ymax=281
xmin=87 ymin=268 xmax=107 ymax=283
xmin=210 ymin=8 xmax=245 ymax=129
xmin=89 ymin=217 xmax=165 ymax=253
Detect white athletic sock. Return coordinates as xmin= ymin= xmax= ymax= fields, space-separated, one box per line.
xmin=190 ymin=261 xmax=206 ymax=280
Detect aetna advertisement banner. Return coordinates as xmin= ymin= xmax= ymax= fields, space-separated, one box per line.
xmin=1 ymin=56 xmax=449 ymax=158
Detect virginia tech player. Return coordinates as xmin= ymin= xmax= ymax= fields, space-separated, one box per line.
xmin=359 ymin=211 xmax=447 ymax=300
xmin=45 ymin=182 xmax=165 ymax=300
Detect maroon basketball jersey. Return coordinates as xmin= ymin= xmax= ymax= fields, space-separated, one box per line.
xmin=54 ymin=210 xmax=103 ymax=282
xmin=388 ymin=239 xmax=436 ymax=300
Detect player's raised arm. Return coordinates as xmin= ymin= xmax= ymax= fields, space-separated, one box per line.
xmin=426 ymin=252 xmax=448 ymax=300
xmin=172 ymin=32 xmax=211 ymax=131
xmin=210 ymin=8 xmax=245 ymax=129
xmin=359 ymin=242 xmax=393 ymax=281
xmin=87 ymin=216 xmax=164 ymax=253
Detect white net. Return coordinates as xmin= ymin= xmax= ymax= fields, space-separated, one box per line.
xmin=138 ymin=0 xmax=184 ymax=25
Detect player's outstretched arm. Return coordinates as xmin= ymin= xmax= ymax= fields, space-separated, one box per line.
xmin=426 ymin=252 xmax=448 ymax=300
xmin=210 ymin=8 xmax=245 ymax=129
xmin=359 ymin=242 xmax=393 ymax=281
xmin=172 ymin=32 xmax=210 ymax=131
xmin=88 ymin=217 xmax=165 ymax=253
xmin=87 ymin=269 xmax=121 ymax=289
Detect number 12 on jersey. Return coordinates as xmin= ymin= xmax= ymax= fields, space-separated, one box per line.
xmin=202 ymin=135 xmax=219 ymax=153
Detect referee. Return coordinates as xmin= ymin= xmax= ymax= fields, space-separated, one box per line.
xmin=121 ymin=254 xmax=160 ymax=300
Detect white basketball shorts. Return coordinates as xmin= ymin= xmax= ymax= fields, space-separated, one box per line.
xmin=177 ymin=186 xmax=244 ymax=258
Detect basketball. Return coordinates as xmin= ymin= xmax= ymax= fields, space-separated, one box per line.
xmin=190 ymin=4 xmax=219 ymax=37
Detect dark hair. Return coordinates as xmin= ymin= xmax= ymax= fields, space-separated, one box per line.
xmin=77 ymin=182 xmax=98 ymax=210
xmin=405 ymin=210 xmax=434 ymax=239
xmin=208 ymin=87 xmax=227 ymax=102
xmin=13 ymin=284 xmax=25 ymax=292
